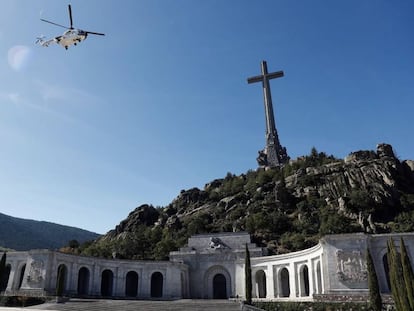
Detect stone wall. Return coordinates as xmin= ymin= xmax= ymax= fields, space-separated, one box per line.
xmin=3 ymin=232 xmax=414 ymax=302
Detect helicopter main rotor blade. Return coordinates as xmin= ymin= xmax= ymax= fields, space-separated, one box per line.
xmin=85 ymin=31 xmax=105 ymax=36
xmin=40 ymin=19 xmax=70 ymax=29
xmin=68 ymin=4 xmax=73 ymax=29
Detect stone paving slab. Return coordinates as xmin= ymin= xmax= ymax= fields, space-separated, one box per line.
xmin=2 ymin=298 xmax=241 ymax=311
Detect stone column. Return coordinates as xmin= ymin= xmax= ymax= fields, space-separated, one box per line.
xmin=92 ymin=264 xmax=100 ymax=296
xmin=141 ymin=269 xmax=150 ymax=298
xmin=266 ymin=264 xmax=275 ymax=299
xmin=308 ymin=260 xmax=314 ymax=297
xmin=289 ymin=264 xmax=297 ymax=299
xmin=114 ymin=267 xmax=121 ymax=297
xmin=68 ymin=262 xmax=75 ymax=294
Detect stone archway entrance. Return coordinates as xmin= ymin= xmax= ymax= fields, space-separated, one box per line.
xmin=204 ymin=266 xmax=231 ymax=299
xmin=279 ymin=267 xmax=290 ymax=297
xmin=151 ymin=272 xmax=163 ymax=298
xmin=125 ymin=271 xmax=139 ymax=297
xmin=255 ymin=270 xmax=267 ymax=298
xmin=213 ymin=274 xmax=227 ymax=299
xmin=0 ymin=264 xmax=11 ymax=291
xmin=77 ymin=267 xmax=90 ymax=296
xmin=299 ymin=265 xmax=310 ymax=297
xmin=101 ymin=269 xmax=113 ymax=297
xmin=17 ymin=264 xmax=26 ymax=289
xmin=56 ymin=264 xmax=67 ymax=294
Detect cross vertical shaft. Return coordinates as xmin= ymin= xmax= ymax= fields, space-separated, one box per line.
xmin=247 ymin=61 xmax=288 ymax=168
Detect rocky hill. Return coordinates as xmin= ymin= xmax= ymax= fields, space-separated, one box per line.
xmin=0 ymin=213 xmax=100 ymax=251
xmin=81 ymin=143 xmax=414 ymax=260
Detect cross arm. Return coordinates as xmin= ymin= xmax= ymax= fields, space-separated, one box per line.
xmin=266 ymin=71 xmax=284 ymax=80
xmin=247 ymin=70 xmax=284 ymax=84
xmin=247 ymin=75 xmax=263 ymax=84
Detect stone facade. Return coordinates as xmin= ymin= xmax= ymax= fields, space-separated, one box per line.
xmin=2 ymin=250 xmax=187 ymax=299
xmin=1 ymin=232 xmax=413 ymax=301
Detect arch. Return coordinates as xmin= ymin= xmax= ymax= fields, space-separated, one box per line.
xmin=299 ymin=264 xmax=310 ymax=297
xmin=255 ymin=270 xmax=267 ymax=298
xmin=101 ymin=269 xmax=114 ymax=297
xmin=18 ymin=264 xmax=26 ymax=289
xmin=279 ymin=267 xmax=290 ymax=297
xmin=204 ymin=266 xmax=231 ymax=299
xmin=77 ymin=267 xmax=90 ymax=296
xmin=125 ymin=271 xmax=139 ymax=297
xmin=56 ymin=264 xmax=68 ymax=294
xmin=0 ymin=264 xmax=11 ymax=291
xmin=151 ymin=272 xmax=163 ymax=298
xmin=213 ymin=274 xmax=227 ymax=299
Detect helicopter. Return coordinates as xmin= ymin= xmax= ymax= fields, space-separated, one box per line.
xmin=36 ymin=4 xmax=104 ymax=50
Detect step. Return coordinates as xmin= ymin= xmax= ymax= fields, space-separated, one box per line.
xmin=22 ymin=298 xmax=242 ymax=311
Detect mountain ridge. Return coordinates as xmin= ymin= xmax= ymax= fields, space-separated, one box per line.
xmin=0 ymin=212 xmax=100 ymax=251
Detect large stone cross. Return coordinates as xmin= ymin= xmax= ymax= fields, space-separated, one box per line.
xmin=247 ymin=61 xmax=288 ymax=167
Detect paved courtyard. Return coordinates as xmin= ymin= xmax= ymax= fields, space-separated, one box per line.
xmin=0 ymin=298 xmax=242 ymax=311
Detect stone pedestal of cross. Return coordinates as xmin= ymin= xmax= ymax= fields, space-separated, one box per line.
xmin=247 ymin=61 xmax=289 ymax=168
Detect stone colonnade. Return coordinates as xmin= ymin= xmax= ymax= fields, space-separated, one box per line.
xmin=249 ymin=244 xmax=323 ymax=300
xmin=3 ymin=250 xmax=188 ymax=299
xmin=2 ymin=233 xmax=414 ymax=301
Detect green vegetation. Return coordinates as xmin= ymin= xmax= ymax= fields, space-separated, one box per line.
xmin=253 ymin=301 xmax=370 ymax=311
xmin=387 ymin=238 xmax=414 ymax=311
xmin=282 ymin=147 xmax=340 ymax=177
xmin=0 ymin=296 xmax=46 ymax=307
xmin=76 ymin=146 xmax=414 ymax=261
xmin=0 ymin=213 xmax=100 ymax=251
xmin=366 ymin=248 xmax=382 ymax=311
xmin=244 ymin=244 xmax=252 ymax=305
xmin=400 ymin=238 xmax=414 ymax=311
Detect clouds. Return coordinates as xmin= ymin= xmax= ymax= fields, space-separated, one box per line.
xmin=0 ymin=92 xmax=25 ymax=105
xmin=1 ymin=79 xmax=100 ymax=107
xmin=34 ymin=80 xmax=99 ymax=104
xmin=8 ymin=45 xmax=32 ymax=71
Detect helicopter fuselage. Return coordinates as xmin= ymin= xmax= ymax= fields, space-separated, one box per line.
xmin=55 ymin=29 xmax=87 ymax=49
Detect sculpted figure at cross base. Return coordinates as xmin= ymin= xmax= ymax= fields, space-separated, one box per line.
xmin=209 ymin=237 xmax=228 ymax=249
xmin=257 ymin=150 xmax=267 ymax=167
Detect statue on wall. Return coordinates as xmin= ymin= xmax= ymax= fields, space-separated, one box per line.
xmin=209 ymin=237 xmax=228 ymax=250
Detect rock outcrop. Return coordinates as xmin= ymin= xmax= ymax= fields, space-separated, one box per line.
xmin=91 ymin=143 xmax=414 ymax=258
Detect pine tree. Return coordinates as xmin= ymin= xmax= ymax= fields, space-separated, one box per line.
xmin=400 ymin=237 xmax=414 ymax=311
xmin=245 ymin=244 xmax=252 ymax=305
xmin=0 ymin=252 xmax=6 ymax=292
xmin=367 ymin=248 xmax=382 ymax=311
xmin=387 ymin=238 xmax=410 ymax=311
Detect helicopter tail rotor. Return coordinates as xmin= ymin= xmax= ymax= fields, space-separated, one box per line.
xmin=35 ymin=35 xmax=46 ymax=44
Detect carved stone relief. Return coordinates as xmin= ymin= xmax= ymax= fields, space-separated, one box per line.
xmin=336 ymin=249 xmax=367 ymax=285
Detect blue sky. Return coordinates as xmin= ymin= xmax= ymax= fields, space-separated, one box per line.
xmin=1 ymin=1 xmax=413 ymax=234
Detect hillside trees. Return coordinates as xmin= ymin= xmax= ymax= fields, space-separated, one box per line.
xmin=366 ymin=248 xmax=382 ymax=311
xmin=387 ymin=238 xmax=414 ymax=311
xmin=78 ymin=145 xmax=414 ymax=260
xmin=400 ymin=238 xmax=414 ymax=310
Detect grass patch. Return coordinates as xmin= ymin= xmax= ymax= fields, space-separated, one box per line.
xmin=0 ymin=296 xmax=47 ymax=307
